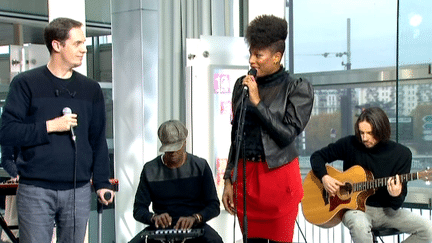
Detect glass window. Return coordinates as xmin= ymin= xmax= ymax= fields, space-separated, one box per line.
xmin=293 ymin=0 xmax=397 ymax=73
xmin=293 ymin=0 xmax=432 ymax=188
xmin=399 ymin=0 xmax=432 ymax=66
xmin=291 ymin=1 xmax=432 ymax=241
xmin=0 ymin=46 xmax=9 ymax=55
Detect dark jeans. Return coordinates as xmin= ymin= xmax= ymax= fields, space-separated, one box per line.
xmin=17 ymin=183 xmax=91 ymax=243
xmin=129 ymin=224 xmax=223 ymax=243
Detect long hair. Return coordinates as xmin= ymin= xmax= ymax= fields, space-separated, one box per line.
xmin=354 ymin=107 xmax=391 ymax=143
xmin=245 ymin=15 xmax=287 ymax=54
xmin=44 ymin=17 xmax=83 ymax=54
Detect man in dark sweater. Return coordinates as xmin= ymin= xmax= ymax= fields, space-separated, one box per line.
xmin=310 ymin=107 xmax=432 ymax=242
xmin=0 ymin=18 xmax=114 ymax=242
xmin=131 ymin=120 xmax=222 ymax=243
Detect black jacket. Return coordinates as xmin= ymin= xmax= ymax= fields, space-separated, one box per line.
xmin=224 ymin=68 xmax=314 ymax=180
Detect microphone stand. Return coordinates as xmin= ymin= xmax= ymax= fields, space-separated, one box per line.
xmin=232 ymin=87 xmax=249 ymax=243
xmin=72 ymin=132 xmax=77 ymax=243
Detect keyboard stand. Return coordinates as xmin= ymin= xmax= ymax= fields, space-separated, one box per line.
xmin=0 ymin=212 xmax=18 ymax=243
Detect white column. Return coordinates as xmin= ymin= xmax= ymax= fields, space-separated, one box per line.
xmin=47 ymin=0 xmax=87 ymax=75
xmin=111 ymin=0 xmax=159 ymax=242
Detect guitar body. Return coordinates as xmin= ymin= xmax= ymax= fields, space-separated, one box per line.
xmin=302 ymin=165 xmax=375 ymax=228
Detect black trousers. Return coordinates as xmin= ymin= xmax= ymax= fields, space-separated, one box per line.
xmin=128 ymin=224 xmax=222 ymax=243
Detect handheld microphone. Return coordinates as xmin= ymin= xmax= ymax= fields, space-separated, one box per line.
xmin=248 ymin=68 xmax=257 ymax=78
xmin=62 ymin=107 xmax=76 ymax=142
xmin=104 ymin=191 xmax=112 ymax=201
xmin=244 ymin=68 xmax=257 ymax=91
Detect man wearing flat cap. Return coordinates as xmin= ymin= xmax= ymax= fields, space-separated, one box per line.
xmin=130 ymin=120 xmax=223 ymax=243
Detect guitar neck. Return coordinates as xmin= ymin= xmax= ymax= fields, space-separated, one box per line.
xmin=353 ymin=172 xmax=418 ymax=192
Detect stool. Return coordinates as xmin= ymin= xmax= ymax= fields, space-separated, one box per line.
xmin=372 ymin=228 xmax=401 ymax=243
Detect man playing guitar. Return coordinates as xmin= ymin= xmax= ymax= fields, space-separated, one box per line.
xmin=309 ymin=107 xmax=432 ymax=243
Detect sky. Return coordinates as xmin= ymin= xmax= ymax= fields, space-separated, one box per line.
xmin=292 ymin=0 xmax=432 ymax=73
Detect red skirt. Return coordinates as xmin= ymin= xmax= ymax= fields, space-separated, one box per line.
xmin=232 ymin=158 xmax=303 ymax=242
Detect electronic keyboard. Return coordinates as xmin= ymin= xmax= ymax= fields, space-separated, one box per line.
xmin=138 ymin=228 xmax=204 ymax=243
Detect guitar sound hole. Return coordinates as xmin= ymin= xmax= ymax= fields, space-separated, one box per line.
xmin=339 ymin=182 xmax=353 ymax=197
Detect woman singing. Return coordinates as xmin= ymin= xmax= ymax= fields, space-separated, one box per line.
xmin=222 ymin=15 xmax=314 ymax=243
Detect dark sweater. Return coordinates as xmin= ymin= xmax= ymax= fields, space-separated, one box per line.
xmin=133 ymin=153 xmax=220 ymax=226
xmin=0 ymin=66 xmax=111 ymax=191
xmin=310 ymin=135 xmax=411 ymax=209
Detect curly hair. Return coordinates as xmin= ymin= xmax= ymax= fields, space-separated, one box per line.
xmin=354 ymin=107 xmax=391 ymax=143
xmin=245 ymin=15 xmax=288 ymax=54
xmin=44 ymin=17 xmax=83 ymax=54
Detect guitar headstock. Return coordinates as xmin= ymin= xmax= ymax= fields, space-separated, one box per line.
xmin=418 ymin=168 xmax=432 ymax=182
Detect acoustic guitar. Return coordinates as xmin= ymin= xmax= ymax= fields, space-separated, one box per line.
xmin=301 ymin=165 xmax=432 ymax=228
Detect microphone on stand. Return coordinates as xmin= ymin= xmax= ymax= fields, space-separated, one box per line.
xmin=62 ymin=107 xmax=76 ymax=142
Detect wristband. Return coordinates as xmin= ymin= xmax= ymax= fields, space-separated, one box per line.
xmin=193 ymin=213 xmax=202 ymax=224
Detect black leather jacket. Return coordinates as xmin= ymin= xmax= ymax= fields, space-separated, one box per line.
xmin=224 ymin=68 xmax=314 ymax=180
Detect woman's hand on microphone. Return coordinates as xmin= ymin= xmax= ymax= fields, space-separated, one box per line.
xmin=242 ymin=75 xmax=260 ymax=106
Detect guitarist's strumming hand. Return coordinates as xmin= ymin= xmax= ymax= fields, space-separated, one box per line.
xmin=322 ymin=175 xmax=344 ymax=197
xmin=387 ymin=174 xmax=402 ymax=197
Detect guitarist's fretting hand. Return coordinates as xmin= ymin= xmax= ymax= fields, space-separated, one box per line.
xmin=387 ymin=175 xmax=402 ymax=197
xmin=322 ymin=175 xmax=344 ymax=197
